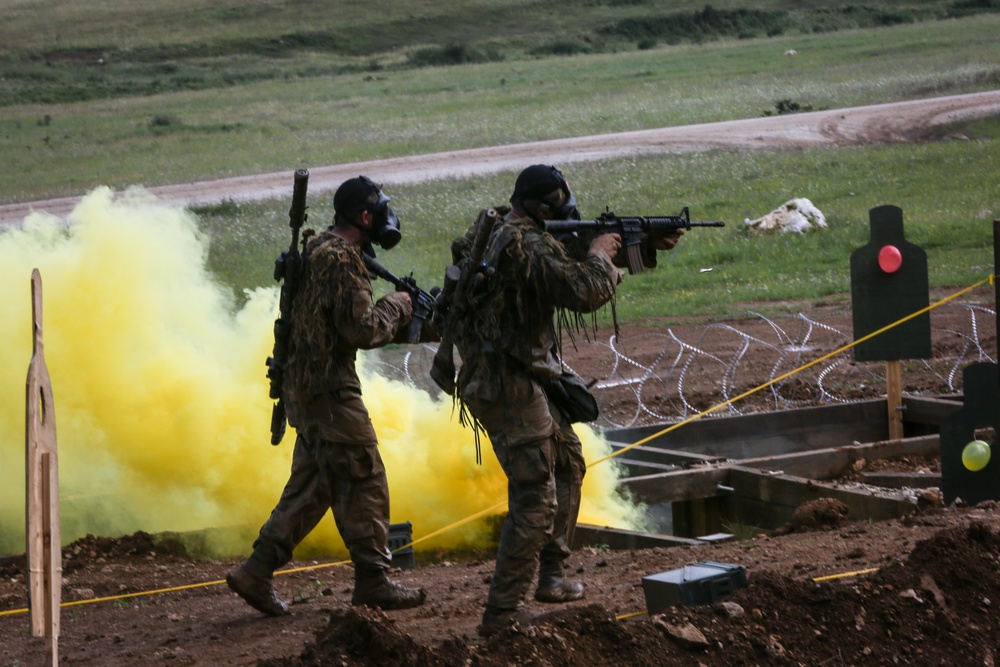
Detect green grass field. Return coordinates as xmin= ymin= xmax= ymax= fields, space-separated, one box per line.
xmin=2 ymin=0 xmax=998 ymax=319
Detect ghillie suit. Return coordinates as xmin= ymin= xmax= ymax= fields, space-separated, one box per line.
xmin=441 ymin=205 xmax=623 ymax=631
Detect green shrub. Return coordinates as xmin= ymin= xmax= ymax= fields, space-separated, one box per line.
xmin=529 ymin=41 xmax=590 ymax=57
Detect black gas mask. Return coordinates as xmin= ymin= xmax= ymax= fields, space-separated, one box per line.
xmin=511 ymin=165 xmax=581 ymax=224
xmin=359 ymin=176 xmax=401 ymax=250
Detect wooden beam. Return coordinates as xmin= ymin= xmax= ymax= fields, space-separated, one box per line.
xmin=573 ymin=524 xmax=701 ymax=550
xmin=610 ymin=443 xmax=724 ymax=466
xmin=727 ymin=466 xmax=916 ymax=529
xmin=859 ymin=471 xmax=941 ymax=489
xmin=621 ymin=435 xmax=940 ymax=504
xmin=622 ymin=466 xmax=730 ymax=504
xmin=25 ymin=269 xmax=61 ymax=667
xmin=886 ymin=360 xmax=904 ymax=440
xmin=606 ymin=399 xmax=890 ymax=460
xmin=737 ymin=434 xmax=940 ymax=479
xmin=612 ymin=458 xmax=683 ymax=478
xmin=902 ymin=395 xmax=962 ymax=426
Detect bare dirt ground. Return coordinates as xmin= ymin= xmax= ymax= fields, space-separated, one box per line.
xmin=3 ymin=93 xmax=1000 ymax=666
xmin=2 ymin=301 xmax=998 ymax=667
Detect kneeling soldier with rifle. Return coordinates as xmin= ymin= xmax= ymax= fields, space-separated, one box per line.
xmin=227 ymin=173 xmax=430 ymax=616
xmin=432 ymin=164 xmax=710 ymax=637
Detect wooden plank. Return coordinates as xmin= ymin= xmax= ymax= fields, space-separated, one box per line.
xmin=573 ymin=524 xmax=701 ymax=550
xmin=622 ymin=467 xmax=730 ymax=504
xmin=612 ymin=458 xmax=683 ymax=478
xmin=902 ymin=395 xmax=962 ymax=426
xmin=859 ymin=471 xmax=941 ymax=489
xmin=886 ymin=360 xmax=904 ymax=440
xmin=25 ymin=269 xmax=61 ymax=666
xmin=736 ymin=434 xmax=940 ymax=479
xmin=673 ymin=496 xmax=727 ymax=538
xmin=727 ymin=466 xmax=916 ymax=530
xmin=605 ymin=399 xmax=889 ymax=460
xmin=609 ymin=443 xmax=723 ymax=466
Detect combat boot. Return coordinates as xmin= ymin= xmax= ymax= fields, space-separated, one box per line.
xmin=226 ymin=557 xmax=289 ymax=616
xmin=534 ymin=575 xmax=585 ymax=603
xmin=351 ymin=569 xmax=426 ymax=610
xmin=477 ymin=606 xmax=540 ymax=637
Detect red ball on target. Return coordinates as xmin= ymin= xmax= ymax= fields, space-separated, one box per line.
xmin=878 ymin=245 xmax=902 ymax=273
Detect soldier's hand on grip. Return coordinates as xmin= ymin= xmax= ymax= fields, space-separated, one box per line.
xmin=649 ymin=227 xmax=685 ymax=251
xmin=588 ymin=233 xmax=622 ymax=262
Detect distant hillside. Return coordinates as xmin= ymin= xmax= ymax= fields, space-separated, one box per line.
xmin=1 ymin=0 xmax=998 ymax=106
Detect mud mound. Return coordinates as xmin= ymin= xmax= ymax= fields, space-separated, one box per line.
xmin=63 ymin=530 xmax=189 ymax=573
xmin=260 ymin=605 xmax=455 ymax=667
xmin=473 ymin=605 xmax=675 ymax=667
xmin=265 ymin=524 xmax=1000 ymax=667
xmin=267 ymin=604 xmax=677 ymax=667
xmin=716 ymin=522 xmax=1000 ymax=665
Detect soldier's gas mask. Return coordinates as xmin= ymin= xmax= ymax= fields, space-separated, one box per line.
xmin=511 ymin=165 xmax=581 ymax=224
xmin=360 ymin=176 xmax=401 ymax=250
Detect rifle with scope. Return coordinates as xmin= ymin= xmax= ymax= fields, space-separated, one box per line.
xmin=265 ymin=168 xmax=309 ymax=446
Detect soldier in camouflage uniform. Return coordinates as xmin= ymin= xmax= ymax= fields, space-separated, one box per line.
xmin=445 ymin=165 xmax=683 ymax=636
xmin=227 ymin=176 xmax=427 ymax=616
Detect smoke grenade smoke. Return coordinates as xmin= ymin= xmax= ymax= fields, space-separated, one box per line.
xmin=0 ymin=187 xmax=648 ymax=558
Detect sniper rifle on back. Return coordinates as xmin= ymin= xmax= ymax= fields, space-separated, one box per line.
xmin=429 ymin=207 xmax=500 ymax=395
xmin=544 ymin=206 xmax=725 ymax=274
xmin=361 ymin=253 xmax=439 ymax=344
xmin=265 ymin=168 xmax=309 ymax=445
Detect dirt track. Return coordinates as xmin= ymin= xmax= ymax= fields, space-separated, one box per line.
xmin=2 ymin=90 xmax=999 ymax=227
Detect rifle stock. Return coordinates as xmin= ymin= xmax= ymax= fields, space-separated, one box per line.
xmin=265 ymin=168 xmax=309 ymax=445
xmin=430 ymin=208 xmax=499 ymax=395
xmin=545 ymin=206 xmax=724 ymax=274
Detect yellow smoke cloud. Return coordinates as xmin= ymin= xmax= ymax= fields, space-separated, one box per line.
xmin=1 ymin=188 xmax=648 ymax=559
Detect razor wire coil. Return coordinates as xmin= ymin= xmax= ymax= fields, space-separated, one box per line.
xmin=373 ymin=302 xmax=995 ymax=430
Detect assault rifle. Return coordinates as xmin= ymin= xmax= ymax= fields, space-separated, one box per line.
xmin=429 ymin=207 xmax=500 ymax=395
xmin=265 ymin=168 xmax=309 ymax=445
xmin=544 ymin=206 xmax=725 ymax=274
xmin=362 ymin=253 xmax=439 ymax=345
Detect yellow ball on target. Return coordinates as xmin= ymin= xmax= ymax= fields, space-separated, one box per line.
xmin=962 ymin=440 xmax=991 ymax=472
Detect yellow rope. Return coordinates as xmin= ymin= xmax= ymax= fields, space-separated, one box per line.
xmin=812 ymin=567 xmax=880 ymax=582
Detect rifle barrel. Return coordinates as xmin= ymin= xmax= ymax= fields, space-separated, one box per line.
xmin=289 ymin=169 xmax=309 ymax=230
xmin=544 ymin=216 xmax=725 ymax=234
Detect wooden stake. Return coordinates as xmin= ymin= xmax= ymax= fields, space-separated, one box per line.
xmin=886 ymin=359 xmax=903 ymax=441
xmin=26 ymin=268 xmax=61 ymax=667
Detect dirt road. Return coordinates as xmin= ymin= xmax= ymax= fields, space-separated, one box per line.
xmin=3 ymin=90 xmax=999 ymax=227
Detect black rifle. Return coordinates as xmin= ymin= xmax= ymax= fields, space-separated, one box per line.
xmin=544 ymin=206 xmax=724 ymax=274
xmin=429 ymin=207 xmax=500 ymax=395
xmin=362 ymin=253 xmax=438 ymax=345
xmin=265 ymin=168 xmax=309 ymax=445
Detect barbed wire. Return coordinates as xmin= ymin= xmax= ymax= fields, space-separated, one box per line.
xmin=370 ymin=302 xmax=996 ymax=430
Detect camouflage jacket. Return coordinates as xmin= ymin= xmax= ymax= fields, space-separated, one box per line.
xmin=284 ymin=228 xmax=412 ymax=443
xmin=451 ymin=206 xmax=621 ymax=405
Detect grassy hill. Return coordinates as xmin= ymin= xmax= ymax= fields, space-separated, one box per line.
xmin=3 ymin=1 xmax=998 ymax=107
xmin=1 ymin=0 xmax=998 ymax=317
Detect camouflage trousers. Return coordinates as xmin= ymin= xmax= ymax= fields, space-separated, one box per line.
xmin=469 ymin=377 xmax=587 ymax=612
xmin=251 ymin=433 xmax=392 ymax=574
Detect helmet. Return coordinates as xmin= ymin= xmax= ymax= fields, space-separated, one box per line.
xmin=334 ymin=176 xmax=401 ymax=250
xmin=510 ymin=164 xmax=579 ymax=221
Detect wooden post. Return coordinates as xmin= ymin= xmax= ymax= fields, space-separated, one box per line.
xmin=993 ymin=220 xmax=999 ymax=416
xmin=26 ymin=268 xmax=61 ymax=667
xmin=886 ymin=360 xmax=904 ymax=440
